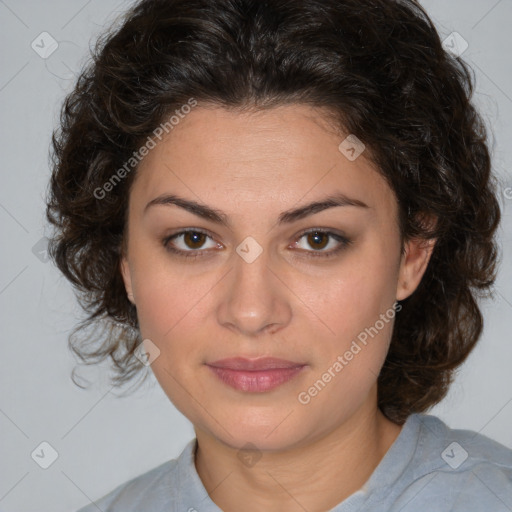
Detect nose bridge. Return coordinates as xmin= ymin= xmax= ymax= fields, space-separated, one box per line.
xmin=217 ymin=239 xmax=291 ymax=336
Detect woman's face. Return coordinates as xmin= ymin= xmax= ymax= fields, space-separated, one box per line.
xmin=121 ymin=104 xmax=431 ymax=450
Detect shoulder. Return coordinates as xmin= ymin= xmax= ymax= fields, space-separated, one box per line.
xmin=74 ymin=448 xmax=184 ymax=512
xmin=416 ymin=413 xmax=512 ymax=473
xmin=393 ymin=413 xmax=512 ymax=511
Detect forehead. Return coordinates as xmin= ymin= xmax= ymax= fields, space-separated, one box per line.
xmin=130 ymin=104 xmax=397 ymax=222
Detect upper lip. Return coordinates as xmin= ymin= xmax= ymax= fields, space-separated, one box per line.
xmin=206 ymin=357 xmax=305 ymax=371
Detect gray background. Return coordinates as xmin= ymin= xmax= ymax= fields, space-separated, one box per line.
xmin=0 ymin=1 xmax=511 ymax=511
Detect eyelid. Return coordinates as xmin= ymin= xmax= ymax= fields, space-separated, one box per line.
xmin=163 ymin=227 xmax=221 ymax=253
xmin=289 ymin=227 xmax=352 ymax=257
xmin=162 ymin=227 xmax=352 ymax=259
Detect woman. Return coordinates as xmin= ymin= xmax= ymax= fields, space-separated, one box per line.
xmin=46 ymin=0 xmax=512 ymax=510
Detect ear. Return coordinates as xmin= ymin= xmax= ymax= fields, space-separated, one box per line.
xmin=120 ymin=256 xmax=136 ymax=304
xmin=396 ymin=216 xmax=437 ymax=302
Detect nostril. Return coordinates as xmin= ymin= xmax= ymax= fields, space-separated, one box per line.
xmin=265 ymin=324 xmax=281 ymax=335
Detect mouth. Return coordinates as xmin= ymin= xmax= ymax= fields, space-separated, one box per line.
xmin=205 ymin=357 xmax=307 ymax=392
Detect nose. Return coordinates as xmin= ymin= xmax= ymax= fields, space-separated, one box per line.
xmin=216 ymin=245 xmax=292 ymax=338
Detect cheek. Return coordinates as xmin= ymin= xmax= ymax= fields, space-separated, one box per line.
xmin=302 ymin=256 xmax=398 ymax=346
xmin=134 ymin=269 xmax=203 ymax=340
xmin=296 ymin=270 xmax=396 ymax=415
xmin=128 ymin=246 xmax=182 ymax=336
xmin=295 ymin=246 xmax=399 ymax=402
xmin=130 ymin=253 xmax=218 ymax=368
xmin=131 ymin=262 xmax=210 ymax=411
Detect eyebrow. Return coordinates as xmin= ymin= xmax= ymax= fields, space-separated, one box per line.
xmin=144 ymin=192 xmax=370 ymax=227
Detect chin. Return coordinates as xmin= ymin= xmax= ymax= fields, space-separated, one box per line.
xmin=219 ymin=427 xmax=302 ymax=453
xmin=199 ymin=406 xmax=320 ymax=453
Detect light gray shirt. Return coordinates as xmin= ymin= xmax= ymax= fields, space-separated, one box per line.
xmin=76 ymin=413 xmax=512 ymax=511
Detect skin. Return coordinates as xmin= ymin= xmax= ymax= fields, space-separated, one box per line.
xmin=120 ymin=104 xmax=436 ymax=512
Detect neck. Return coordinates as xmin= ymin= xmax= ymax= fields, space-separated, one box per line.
xmin=194 ymin=395 xmax=403 ymax=512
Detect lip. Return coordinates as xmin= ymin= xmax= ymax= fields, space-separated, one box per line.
xmin=207 ymin=357 xmax=304 ymax=371
xmin=206 ymin=357 xmax=307 ymax=392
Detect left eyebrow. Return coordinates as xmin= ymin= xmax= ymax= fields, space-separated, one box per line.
xmin=278 ymin=193 xmax=370 ymax=224
xmin=143 ymin=192 xmax=370 ymax=228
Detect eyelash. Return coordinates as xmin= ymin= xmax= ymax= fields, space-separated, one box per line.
xmin=162 ymin=228 xmax=352 ymax=260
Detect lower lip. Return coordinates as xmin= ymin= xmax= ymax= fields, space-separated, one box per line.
xmin=207 ymin=366 xmax=306 ymax=392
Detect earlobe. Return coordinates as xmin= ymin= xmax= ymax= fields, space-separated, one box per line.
xmin=120 ymin=257 xmax=135 ymax=304
xmin=396 ymin=236 xmax=437 ymax=302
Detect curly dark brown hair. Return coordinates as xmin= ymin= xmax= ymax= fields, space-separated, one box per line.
xmin=46 ymin=0 xmax=502 ymax=424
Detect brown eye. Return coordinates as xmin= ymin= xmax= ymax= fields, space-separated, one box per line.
xmin=306 ymin=231 xmax=329 ymax=250
xmin=183 ymin=231 xmax=208 ymax=249
xmin=163 ymin=229 xmax=219 ymax=259
xmin=293 ymin=229 xmax=352 ymax=258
